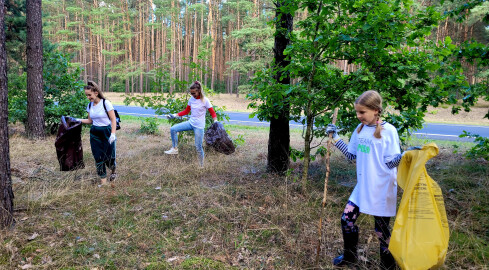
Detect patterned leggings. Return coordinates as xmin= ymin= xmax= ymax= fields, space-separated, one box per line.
xmin=341 ymin=200 xmax=392 ymax=253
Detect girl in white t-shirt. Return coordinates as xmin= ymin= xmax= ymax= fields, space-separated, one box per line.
xmin=164 ymin=81 xmax=217 ymax=167
xmin=77 ymin=81 xmax=117 ymax=186
xmin=327 ymin=90 xmax=403 ymax=269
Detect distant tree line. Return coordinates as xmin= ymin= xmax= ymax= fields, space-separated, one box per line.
xmin=38 ymin=0 xmax=489 ymax=94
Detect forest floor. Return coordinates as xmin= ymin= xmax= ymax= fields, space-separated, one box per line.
xmin=105 ymin=92 xmax=489 ymax=126
xmin=0 ymin=116 xmax=488 ymax=269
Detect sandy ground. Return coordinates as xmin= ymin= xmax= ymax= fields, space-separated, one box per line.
xmin=105 ymin=92 xmax=489 ymax=125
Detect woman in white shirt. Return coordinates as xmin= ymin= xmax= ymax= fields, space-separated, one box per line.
xmin=77 ymin=81 xmax=117 ymax=186
xmin=164 ymin=81 xmax=217 ymax=167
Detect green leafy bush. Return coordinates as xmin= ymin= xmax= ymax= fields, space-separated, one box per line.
xmin=8 ymin=50 xmax=86 ymax=133
xmin=139 ymin=117 xmax=160 ymax=135
xmin=460 ymin=131 xmax=489 ymax=161
xmin=232 ymin=134 xmax=246 ymax=147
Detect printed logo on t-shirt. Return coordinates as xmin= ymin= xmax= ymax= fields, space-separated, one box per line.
xmin=357 ymin=137 xmax=373 ymax=154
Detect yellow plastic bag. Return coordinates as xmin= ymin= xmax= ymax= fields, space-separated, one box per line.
xmin=389 ymin=143 xmax=449 ymax=270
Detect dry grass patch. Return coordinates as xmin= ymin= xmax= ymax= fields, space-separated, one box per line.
xmin=0 ymin=118 xmax=487 ymax=269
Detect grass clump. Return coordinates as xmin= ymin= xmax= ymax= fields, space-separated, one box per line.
xmin=140 ymin=117 xmax=162 ymax=135
xmin=0 ymin=117 xmax=487 ymax=269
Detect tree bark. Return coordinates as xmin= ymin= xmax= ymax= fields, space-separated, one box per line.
xmin=170 ymin=0 xmax=176 ymax=94
xmin=267 ymin=0 xmax=293 ymax=174
xmin=235 ymin=0 xmax=241 ymax=97
xmin=79 ymin=0 xmax=87 ymax=82
xmin=139 ymin=3 xmax=144 ymax=93
xmin=0 ymin=0 xmax=14 ymax=229
xmin=200 ymin=3 xmax=204 ymax=81
xmin=210 ymin=0 xmax=216 ymax=91
xmin=193 ymin=6 xmax=198 ymax=66
xmin=26 ymin=0 xmax=45 ymax=139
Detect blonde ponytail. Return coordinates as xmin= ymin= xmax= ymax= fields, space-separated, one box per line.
xmin=374 ymin=117 xmax=382 ymax=139
xmin=357 ymin=123 xmax=364 ymax=134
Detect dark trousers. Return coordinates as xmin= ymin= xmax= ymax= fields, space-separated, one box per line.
xmin=90 ymin=125 xmax=116 ymax=178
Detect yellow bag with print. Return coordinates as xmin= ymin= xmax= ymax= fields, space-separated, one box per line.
xmin=389 ymin=143 xmax=449 ymax=270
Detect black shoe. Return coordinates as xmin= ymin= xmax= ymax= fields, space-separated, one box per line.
xmin=333 ymin=254 xmax=355 ymax=267
xmin=333 ymin=230 xmax=358 ymax=267
xmin=379 ymin=249 xmax=396 ymax=270
xmin=109 ymin=168 xmax=116 ymax=181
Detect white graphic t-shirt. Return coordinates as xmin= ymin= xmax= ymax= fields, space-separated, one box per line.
xmin=347 ymin=122 xmax=401 ymax=217
xmin=188 ymin=97 xmax=213 ymax=129
xmin=86 ymin=99 xmax=114 ymax=127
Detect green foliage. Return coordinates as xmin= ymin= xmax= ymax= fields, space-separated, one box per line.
xmin=250 ymin=0 xmax=471 ymax=164
xmin=8 ymin=50 xmax=86 ymax=133
xmin=289 ymin=144 xmax=329 ymax=162
xmin=442 ymin=0 xmax=489 ymax=22
xmin=124 ymin=61 xmax=229 ymax=130
xmin=248 ymin=0 xmax=479 ymax=184
xmin=433 ymin=1 xmax=489 ymax=120
xmin=5 ymin=0 xmax=27 ymax=67
xmin=232 ymin=134 xmax=246 ymax=147
xmin=227 ymin=14 xmax=275 ymax=92
xmin=139 ymin=117 xmax=161 ymax=135
xmin=460 ymin=131 xmax=489 ymax=161
xmin=455 ymin=41 xmax=489 ymax=120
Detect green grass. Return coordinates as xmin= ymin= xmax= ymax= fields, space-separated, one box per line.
xmin=1 ymin=120 xmax=488 ymax=269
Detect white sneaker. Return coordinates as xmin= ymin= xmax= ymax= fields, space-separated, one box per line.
xmin=164 ymin=148 xmax=178 ymax=155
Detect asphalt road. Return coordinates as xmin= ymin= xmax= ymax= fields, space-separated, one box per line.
xmin=114 ymin=105 xmax=489 ymax=142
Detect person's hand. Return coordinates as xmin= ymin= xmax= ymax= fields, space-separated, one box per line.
xmin=166 ymin=114 xmax=178 ymax=119
xmin=66 ymin=116 xmax=81 ymax=123
xmin=402 ymin=146 xmax=422 ymax=157
xmin=109 ymin=133 xmax=116 ymax=144
xmin=213 ymin=118 xmax=218 ymax=123
xmin=326 ymin=124 xmax=342 ymax=142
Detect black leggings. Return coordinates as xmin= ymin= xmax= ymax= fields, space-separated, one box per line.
xmin=341 ymin=200 xmax=392 ymax=253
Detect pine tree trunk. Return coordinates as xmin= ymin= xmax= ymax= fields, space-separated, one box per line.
xmin=0 ymin=0 xmax=14 ymax=229
xmin=226 ymin=11 xmax=232 ymax=94
xmin=150 ymin=0 xmax=155 ymax=72
xmin=235 ymin=2 xmax=240 ymax=97
xmin=267 ymin=0 xmax=293 ymax=174
xmin=210 ymin=0 xmax=216 ymax=91
xmin=177 ymin=17 xmax=182 ymax=85
xmin=80 ymin=0 xmax=87 ymax=82
xmin=200 ymin=4 xmax=204 ymax=81
xmin=139 ymin=3 xmax=144 ymax=93
xmin=124 ymin=1 xmax=132 ymax=94
xmin=193 ymin=7 xmax=198 ymax=65
xmin=97 ymin=32 xmax=102 ymax=88
xmin=26 ymin=0 xmax=45 ymax=139
xmin=184 ymin=5 xmax=189 ymax=81
xmin=205 ymin=0 xmax=212 ymax=87
xmin=170 ymin=0 xmax=176 ymax=94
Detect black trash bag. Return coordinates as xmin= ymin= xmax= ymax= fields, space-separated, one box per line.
xmin=204 ymin=122 xmax=235 ymax=155
xmin=55 ymin=116 xmax=85 ymax=171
